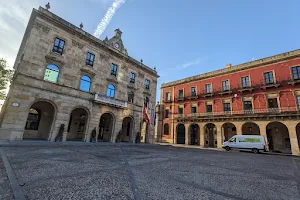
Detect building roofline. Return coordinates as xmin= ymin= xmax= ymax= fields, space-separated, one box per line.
xmin=36 ymin=7 xmax=159 ymax=78
xmin=161 ymin=49 xmax=300 ymax=88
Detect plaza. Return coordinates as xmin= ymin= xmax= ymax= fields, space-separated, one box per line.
xmin=0 ymin=142 xmax=299 ymax=200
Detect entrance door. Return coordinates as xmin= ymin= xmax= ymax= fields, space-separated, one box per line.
xmin=177 ymin=124 xmax=185 ymax=144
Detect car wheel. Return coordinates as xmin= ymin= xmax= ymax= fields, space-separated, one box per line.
xmin=252 ymin=148 xmax=259 ymax=154
xmin=225 ymin=146 xmax=230 ymax=151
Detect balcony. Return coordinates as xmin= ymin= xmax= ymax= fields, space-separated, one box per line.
xmin=287 ymin=77 xmax=300 ymax=85
xmin=177 ymin=107 xmax=299 ymax=120
xmin=94 ymin=93 xmax=128 ymax=108
xmin=218 ymin=88 xmax=232 ymax=95
xmin=187 ymin=92 xmax=198 ymax=100
xmin=163 ymin=98 xmax=172 ymax=103
xmin=175 ymin=95 xmax=185 ymax=102
xmin=260 ymin=80 xmax=280 ymax=89
xmin=238 ymin=83 xmax=254 ymax=93
xmin=202 ymin=90 xmax=214 ymax=97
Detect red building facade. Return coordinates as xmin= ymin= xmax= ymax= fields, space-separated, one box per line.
xmin=157 ymin=49 xmax=300 ymax=155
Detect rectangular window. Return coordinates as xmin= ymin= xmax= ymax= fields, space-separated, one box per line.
xmin=222 ymin=80 xmax=229 ymax=91
xmin=52 ymin=37 xmax=65 ymax=55
xmin=178 ymin=89 xmax=184 ymax=98
xmin=243 ymin=101 xmax=252 ymax=110
xmin=297 ymin=96 xmax=300 ymax=108
xmin=191 ymin=106 xmax=197 ymax=114
xmin=86 ymin=52 xmax=95 ymax=66
xmin=223 ymin=103 xmax=231 ymax=112
xmin=191 ymin=87 xmax=196 ymax=96
xmin=205 ymin=84 xmax=212 ymax=94
xmin=165 ymin=109 xmax=169 ymax=118
xmin=130 ymin=72 xmax=135 ymax=83
xmin=166 ymin=92 xmax=171 ymax=101
xmin=145 ymin=79 xmax=150 ymax=89
xmin=264 ymin=71 xmax=274 ymax=85
xmin=206 ymin=104 xmax=212 ymax=113
xmin=292 ymin=66 xmax=300 ymax=80
xmin=178 ymin=107 xmax=183 ymax=114
xmin=241 ymin=76 xmax=250 ymax=88
xmin=111 ymin=64 xmax=118 ymax=76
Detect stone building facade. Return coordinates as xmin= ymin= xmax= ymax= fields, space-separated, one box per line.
xmin=157 ymin=49 xmax=300 ymax=155
xmin=0 ymin=6 xmax=159 ymax=143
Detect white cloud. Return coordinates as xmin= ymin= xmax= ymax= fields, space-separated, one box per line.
xmin=180 ymin=57 xmax=201 ymax=69
xmin=0 ymin=0 xmax=39 ymax=68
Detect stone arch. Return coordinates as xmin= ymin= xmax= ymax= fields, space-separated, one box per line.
xmin=98 ymin=112 xmax=115 ymax=142
xmin=176 ymin=124 xmax=185 ymax=144
xmin=23 ymin=99 xmax=57 ymax=140
xmin=222 ymin=122 xmax=237 ymax=141
xmin=266 ymin=121 xmax=291 ymax=154
xmin=67 ymin=106 xmax=90 ymax=141
xmin=204 ymin=123 xmax=217 ymax=148
xmin=120 ymin=116 xmax=134 ymax=142
xmin=242 ymin=122 xmax=260 ymax=135
xmin=189 ymin=124 xmax=200 ymax=145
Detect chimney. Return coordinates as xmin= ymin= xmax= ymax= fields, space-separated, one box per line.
xmin=114 ymin=29 xmax=122 ymax=37
xmin=226 ymin=63 xmax=232 ymax=68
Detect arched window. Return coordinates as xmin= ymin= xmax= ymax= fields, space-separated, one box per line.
xmin=128 ymin=91 xmax=134 ymax=103
xmin=164 ymin=123 xmax=169 ymax=135
xmin=106 ymin=84 xmax=115 ymax=98
xmin=80 ymin=75 xmax=91 ymax=92
xmin=44 ymin=64 xmax=59 ymax=83
xmin=25 ymin=108 xmax=41 ymax=130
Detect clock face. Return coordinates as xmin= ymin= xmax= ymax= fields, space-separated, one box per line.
xmin=114 ymin=43 xmax=120 ymax=49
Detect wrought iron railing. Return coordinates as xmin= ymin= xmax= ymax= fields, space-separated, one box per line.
xmin=173 ymin=107 xmax=300 ymax=118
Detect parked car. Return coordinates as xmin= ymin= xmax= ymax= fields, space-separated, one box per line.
xmin=222 ymin=135 xmax=266 ymax=153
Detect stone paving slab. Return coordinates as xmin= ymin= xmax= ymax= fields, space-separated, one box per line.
xmin=0 ymin=142 xmax=299 ymax=200
xmin=0 ymin=157 xmax=14 ymax=200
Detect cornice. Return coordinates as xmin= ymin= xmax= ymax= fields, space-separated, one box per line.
xmin=161 ymin=49 xmax=300 ymax=88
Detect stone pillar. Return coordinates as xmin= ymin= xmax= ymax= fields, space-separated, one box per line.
xmin=185 ymin=123 xmax=189 ymax=145
xmin=198 ymin=123 xmax=205 ymax=147
xmin=215 ymin=122 xmax=223 ymax=148
xmin=154 ymin=104 xmax=162 ymax=143
xmin=256 ymin=121 xmax=269 ymax=151
xmin=286 ymin=121 xmax=300 ymax=155
xmin=173 ymin=122 xmax=177 ymax=144
xmin=235 ymin=122 xmax=243 ymax=135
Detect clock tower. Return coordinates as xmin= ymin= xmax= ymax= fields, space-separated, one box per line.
xmin=104 ymin=28 xmax=128 ymax=55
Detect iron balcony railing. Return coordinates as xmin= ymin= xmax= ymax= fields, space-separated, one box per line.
xmin=94 ymin=93 xmax=128 ymax=108
xmin=173 ymin=107 xmax=300 ymax=118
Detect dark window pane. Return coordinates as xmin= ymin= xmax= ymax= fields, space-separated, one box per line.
xmin=292 ymin=66 xmax=300 ymax=80
xmin=178 ymin=89 xmax=184 ymax=98
xmin=206 ymin=105 xmax=212 ymax=112
xmin=223 ymin=103 xmax=231 ymax=112
xmin=145 ymin=79 xmax=150 ymax=89
xmin=52 ymin=37 xmax=65 ymax=55
xmin=165 ymin=110 xmax=169 ymax=118
xmin=178 ymin=107 xmax=183 ymax=114
xmin=86 ymin=52 xmax=95 ymax=66
xmin=164 ymin=124 xmax=169 ymax=135
xmin=191 ymin=107 xmax=197 ymax=113
xmin=111 ymin=64 xmax=118 ymax=76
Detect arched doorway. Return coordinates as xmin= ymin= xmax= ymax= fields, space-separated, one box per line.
xmin=222 ymin=123 xmax=237 ymax=141
xmin=99 ymin=113 xmax=114 ymax=142
xmin=24 ymin=101 xmax=55 ymax=140
xmin=176 ymin=124 xmax=185 ymax=144
xmin=189 ymin=124 xmax=200 ymax=145
xmin=242 ymin=122 xmax=260 ymax=135
xmin=297 ymin=123 xmax=300 ymax=149
xmin=266 ymin=122 xmax=291 ymax=154
xmin=67 ymin=108 xmax=89 ymax=141
xmin=120 ymin=117 xmax=134 ymax=142
xmin=204 ymin=123 xmax=217 ymax=148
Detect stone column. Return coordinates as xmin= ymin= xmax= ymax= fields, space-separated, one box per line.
xmin=286 ymin=121 xmax=300 ymax=155
xmin=154 ymin=104 xmax=162 ymax=143
xmin=185 ymin=123 xmax=189 ymax=145
xmin=215 ymin=122 xmax=223 ymax=148
xmin=235 ymin=122 xmax=243 ymax=135
xmin=198 ymin=123 xmax=205 ymax=147
xmin=256 ymin=121 xmax=269 ymax=151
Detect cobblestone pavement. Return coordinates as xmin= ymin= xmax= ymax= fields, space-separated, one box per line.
xmin=0 ymin=142 xmax=300 ymax=200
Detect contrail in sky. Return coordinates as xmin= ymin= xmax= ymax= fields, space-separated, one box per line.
xmin=93 ymin=0 xmax=126 ymax=38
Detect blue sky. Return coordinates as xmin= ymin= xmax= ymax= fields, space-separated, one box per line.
xmin=2 ymin=0 xmax=300 ymax=102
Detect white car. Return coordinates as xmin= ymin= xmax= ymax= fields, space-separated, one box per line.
xmin=222 ymin=135 xmax=266 ymax=153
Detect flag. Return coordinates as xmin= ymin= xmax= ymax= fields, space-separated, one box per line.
xmin=143 ymin=103 xmax=150 ymax=124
